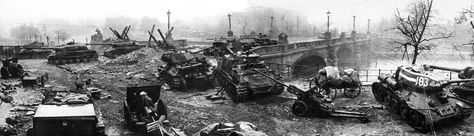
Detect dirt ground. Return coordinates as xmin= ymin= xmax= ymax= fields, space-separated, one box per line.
xmin=2 ymin=49 xmax=474 ymax=136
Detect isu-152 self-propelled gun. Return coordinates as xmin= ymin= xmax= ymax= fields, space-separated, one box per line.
xmin=372 ymin=64 xmax=474 ymax=131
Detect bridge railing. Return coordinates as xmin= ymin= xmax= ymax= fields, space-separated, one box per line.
xmin=253 ymin=36 xmax=373 ymax=56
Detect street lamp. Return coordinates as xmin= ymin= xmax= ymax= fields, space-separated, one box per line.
xmin=353 ymin=16 xmax=356 ymax=32
xmin=326 ymin=11 xmax=331 ymax=32
xmin=167 ymin=10 xmax=171 ymax=33
xmin=227 ymin=13 xmax=232 ymax=31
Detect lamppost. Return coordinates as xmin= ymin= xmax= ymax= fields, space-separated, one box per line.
xmin=270 ymin=16 xmax=274 ymax=37
xmin=326 ymin=11 xmax=331 ymax=32
xmin=352 ymin=15 xmax=357 ymax=37
xmin=227 ymin=13 xmax=233 ymax=37
xmin=167 ymin=10 xmax=171 ymax=33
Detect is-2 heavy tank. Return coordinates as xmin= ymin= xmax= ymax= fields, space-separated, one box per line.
xmin=372 ymin=64 xmax=474 ymax=131
xmin=47 ymin=44 xmax=98 ymax=65
xmin=214 ymin=46 xmax=284 ymax=103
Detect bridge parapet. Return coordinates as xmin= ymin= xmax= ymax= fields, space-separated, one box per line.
xmin=252 ymin=36 xmax=373 ymax=57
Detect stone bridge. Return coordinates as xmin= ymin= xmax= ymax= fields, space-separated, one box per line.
xmin=252 ymin=34 xmax=378 ymax=76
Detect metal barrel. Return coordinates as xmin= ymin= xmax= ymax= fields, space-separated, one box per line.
xmin=423 ymin=64 xmax=463 ymax=72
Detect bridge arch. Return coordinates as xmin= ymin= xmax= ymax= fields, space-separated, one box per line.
xmin=292 ymin=54 xmax=326 ymax=77
xmin=336 ymin=46 xmax=354 ymax=68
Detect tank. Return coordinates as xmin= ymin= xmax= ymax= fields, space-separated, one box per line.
xmin=102 ymin=41 xmax=143 ymax=59
xmin=158 ymin=51 xmax=213 ymax=91
xmin=47 ymin=44 xmax=98 ymax=65
xmin=214 ymin=50 xmax=284 ymax=103
xmin=372 ymin=64 xmax=474 ymax=131
xmin=15 ymin=42 xmax=53 ymax=59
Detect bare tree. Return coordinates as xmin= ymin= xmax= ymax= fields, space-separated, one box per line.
xmin=394 ymin=0 xmax=453 ymax=64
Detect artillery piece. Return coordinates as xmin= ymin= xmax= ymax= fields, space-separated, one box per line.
xmin=252 ymin=68 xmax=370 ymax=122
xmin=149 ymin=29 xmax=213 ymax=91
xmin=423 ymin=65 xmax=474 ymax=102
xmin=372 ymin=64 xmax=474 ymax=131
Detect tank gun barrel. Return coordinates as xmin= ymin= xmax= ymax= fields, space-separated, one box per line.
xmin=424 ymin=64 xmax=463 ymax=72
xmin=252 ymin=68 xmax=306 ymax=96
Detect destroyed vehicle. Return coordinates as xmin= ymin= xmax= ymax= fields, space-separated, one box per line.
xmin=27 ymin=104 xmax=105 ymax=136
xmin=149 ymin=29 xmax=214 ymax=91
xmin=47 ymin=44 xmax=98 ymax=65
xmin=123 ymin=84 xmax=169 ymax=135
xmin=103 ymin=41 xmax=142 ymax=59
xmin=214 ymin=52 xmax=284 ymax=103
xmin=372 ymin=64 xmax=474 ymax=131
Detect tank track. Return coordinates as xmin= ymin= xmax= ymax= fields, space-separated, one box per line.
xmin=372 ymin=82 xmax=430 ymax=131
xmin=451 ymin=84 xmax=474 ymax=102
xmin=224 ymin=85 xmax=248 ymax=103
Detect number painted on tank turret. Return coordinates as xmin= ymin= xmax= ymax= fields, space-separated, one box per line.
xmin=415 ymin=76 xmax=430 ymax=87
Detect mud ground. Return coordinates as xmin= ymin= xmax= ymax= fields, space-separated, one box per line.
xmin=2 ymin=55 xmax=474 ymax=135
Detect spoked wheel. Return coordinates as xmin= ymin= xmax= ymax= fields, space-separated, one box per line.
xmin=344 ymin=85 xmax=361 ymax=98
xmin=291 ymin=100 xmax=308 ymax=116
xmin=322 ymin=88 xmax=338 ymax=100
xmin=309 ymin=76 xmax=319 ymax=89
xmin=177 ymin=77 xmax=187 ymax=91
xmin=310 ymin=76 xmax=337 ymax=100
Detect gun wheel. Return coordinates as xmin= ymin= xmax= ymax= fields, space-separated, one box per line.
xmin=344 ymin=85 xmax=361 ymax=98
xmin=291 ymin=100 xmax=308 ymax=116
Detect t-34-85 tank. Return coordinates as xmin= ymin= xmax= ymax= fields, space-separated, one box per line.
xmin=214 ymin=47 xmax=284 ymax=103
xmin=372 ymin=64 xmax=474 ymax=131
xmin=47 ymin=44 xmax=98 ymax=65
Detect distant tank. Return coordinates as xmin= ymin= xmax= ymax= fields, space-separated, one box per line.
xmin=15 ymin=42 xmax=53 ymax=59
xmin=47 ymin=44 xmax=98 ymax=65
xmin=372 ymin=64 xmax=474 ymax=131
xmin=214 ymin=46 xmax=284 ymax=103
xmin=101 ymin=41 xmax=143 ymax=59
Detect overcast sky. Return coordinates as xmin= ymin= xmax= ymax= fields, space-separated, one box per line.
xmin=0 ymin=0 xmax=473 ymax=32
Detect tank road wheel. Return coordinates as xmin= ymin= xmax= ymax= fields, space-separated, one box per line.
xmin=382 ymin=93 xmax=392 ymax=106
xmin=271 ymin=84 xmax=285 ymax=95
xmin=81 ymin=58 xmax=87 ymax=62
xmin=371 ymin=83 xmax=383 ymax=102
xmin=291 ymin=100 xmax=308 ymax=116
xmin=388 ymin=98 xmax=400 ymax=114
xmin=400 ymin=104 xmax=410 ymax=120
xmin=75 ymin=58 xmax=81 ymax=63
xmin=234 ymin=86 xmax=248 ymax=103
xmin=173 ymin=77 xmax=187 ymax=91
xmin=344 ymin=85 xmax=361 ymax=98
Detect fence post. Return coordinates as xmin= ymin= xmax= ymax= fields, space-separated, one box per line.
xmin=366 ymin=70 xmax=369 ymax=82
xmin=450 ymin=72 xmax=452 ymax=80
xmin=378 ymin=69 xmax=381 ymax=75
